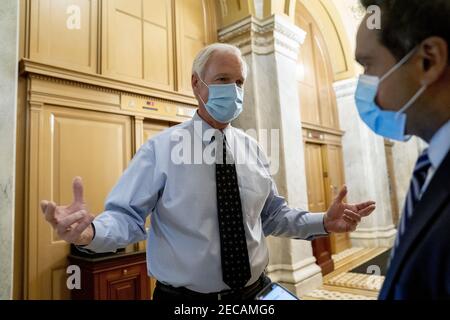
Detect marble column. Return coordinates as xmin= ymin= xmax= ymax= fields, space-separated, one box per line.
xmin=0 ymin=0 xmax=20 ymax=300
xmin=333 ymin=78 xmax=397 ymax=247
xmin=219 ymin=15 xmax=323 ymax=296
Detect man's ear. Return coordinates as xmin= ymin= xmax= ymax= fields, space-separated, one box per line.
xmin=419 ymin=36 xmax=449 ymax=85
xmin=192 ymin=74 xmax=199 ymax=92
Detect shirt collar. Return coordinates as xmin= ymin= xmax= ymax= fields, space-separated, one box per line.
xmin=428 ymin=120 xmax=450 ymax=169
xmin=192 ymin=111 xmax=234 ymax=146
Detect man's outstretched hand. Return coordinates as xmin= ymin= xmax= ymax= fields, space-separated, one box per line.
xmin=40 ymin=176 xmax=95 ymax=246
xmin=324 ymin=185 xmax=376 ymax=233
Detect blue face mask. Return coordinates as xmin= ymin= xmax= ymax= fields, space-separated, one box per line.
xmin=198 ymin=78 xmax=244 ymax=124
xmin=355 ymin=48 xmax=428 ymax=141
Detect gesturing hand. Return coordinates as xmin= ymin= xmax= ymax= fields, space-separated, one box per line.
xmin=40 ymin=176 xmax=95 ymax=246
xmin=324 ymin=185 xmax=376 ymax=233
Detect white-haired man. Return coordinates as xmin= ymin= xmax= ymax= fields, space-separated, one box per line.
xmin=40 ymin=43 xmax=376 ymax=301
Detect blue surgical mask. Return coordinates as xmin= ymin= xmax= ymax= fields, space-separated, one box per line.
xmin=355 ymin=48 xmax=428 ymax=141
xmin=198 ymin=78 xmax=244 ymax=123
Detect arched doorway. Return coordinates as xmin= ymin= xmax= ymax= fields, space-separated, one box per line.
xmin=295 ymin=2 xmax=351 ymax=275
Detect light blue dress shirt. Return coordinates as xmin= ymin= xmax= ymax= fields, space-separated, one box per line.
xmin=83 ymin=111 xmax=327 ymax=293
xmin=421 ymin=120 xmax=450 ymax=195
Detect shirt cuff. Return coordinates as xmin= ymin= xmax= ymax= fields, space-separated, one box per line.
xmin=308 ymin=212 xmax=329 ymax=237
xmin=78 ymin=219 xmax=109 ymax=253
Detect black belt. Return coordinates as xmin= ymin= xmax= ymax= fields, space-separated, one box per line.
xmin=156 ymin=273 xmax=268 ymax=301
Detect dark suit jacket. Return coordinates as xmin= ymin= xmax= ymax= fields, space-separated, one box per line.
xmin=379 ymin=150 xmax=450 ymax=299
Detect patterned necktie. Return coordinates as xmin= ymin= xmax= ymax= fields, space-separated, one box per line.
xmin=389 ymin=148 xmax=431 ymax=263
xmin=215 ymin=134 xmax=251 ymax=289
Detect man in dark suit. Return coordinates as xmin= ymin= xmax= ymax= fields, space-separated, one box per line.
xmin=354 ymin=0 xmax=450 ymax=299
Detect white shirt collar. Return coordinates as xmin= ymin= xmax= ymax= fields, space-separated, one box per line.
xmin=192 ymin=111 xmax=234 ymax=146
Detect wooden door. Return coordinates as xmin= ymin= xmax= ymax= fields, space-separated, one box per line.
xmin=304 ymin=143 xmax=334 ymax=275
xmin=297 ymin=3 xmax=349 ymax=260
xmin=296 ymin=2 xmax=339 ymax=130
xmin=28 ymin=106 xmax=132 ymax=299
xmin=304 ymin=143 xmax=327 ymax=212
xmin=323 ymin=145 xmax=351 ymax=254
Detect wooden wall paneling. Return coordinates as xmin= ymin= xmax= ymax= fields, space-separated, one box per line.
xmin=13 ymin=75 xmax=30 ymax=299
xmin=133 ymin=116 xmax=145 ymax=151
xmin=19 ymin=0 xmax=29 ymax=60
xmin=142 ymin=0 xmax=174 ymax=90
xmin=25 ymin=101 xmax=44 ymax=299
xmin=174 ymin=0 xmax=207 ymax=96
xmin=28 ymin=0 xmax=98 ymax=73
xmin=19 ymin=0 xmax=209 ymax=299
xmin=102 ymin=0 xmax=174 ymax=91
xmin=27 ymin=104 xmax=132 ymax=299
xmin=203 ymin=0 xmax=219 ymax=44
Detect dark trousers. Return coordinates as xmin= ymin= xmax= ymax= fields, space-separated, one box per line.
xmin=153 ymin=274 xmax=272 ymax=301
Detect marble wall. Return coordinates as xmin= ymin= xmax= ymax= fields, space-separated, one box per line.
xmin=334 ymin=78 xmax=397 ymax=247
xmin=0 ymin=0 xmax=19 ymax=300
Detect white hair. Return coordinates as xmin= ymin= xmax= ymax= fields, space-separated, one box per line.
xmin=191 ymin=43 xmax=248 ymax=80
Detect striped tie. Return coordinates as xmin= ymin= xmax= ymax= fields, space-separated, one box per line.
xmin=389 ymin=149 xmax=431 ymax=264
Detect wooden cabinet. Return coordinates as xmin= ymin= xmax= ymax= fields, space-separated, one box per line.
xmin=69 ymin=250 xmax=152 ymax=300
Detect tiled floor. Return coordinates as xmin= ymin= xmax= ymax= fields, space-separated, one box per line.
xmin=302 ymin=247 xmax=389 ymax=300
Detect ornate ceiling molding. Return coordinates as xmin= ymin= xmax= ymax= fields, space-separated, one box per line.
xmin=218 ymin=15 xmax=307 ymax=60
